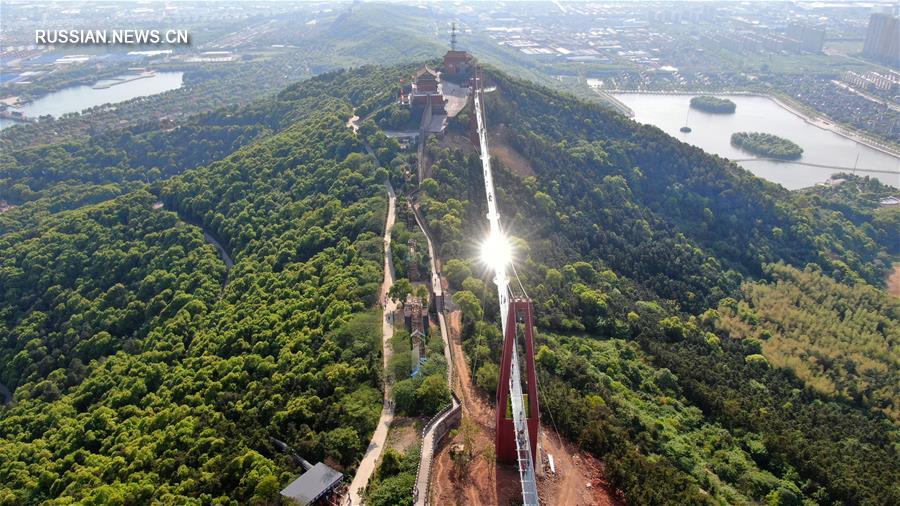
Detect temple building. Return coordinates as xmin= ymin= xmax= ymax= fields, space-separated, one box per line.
xmin=442 ymin=50 xmax=471 ymax=77
xmin=404 ymin=65 xmax=446 ymax=113
xmin=442 ymin=22 xmax=472 ymax=80
xmin=404 ymin=294 xmax=429 ymax=375
xmin=395 ymin=23 xmax=472 ymax=134
xmin=404 ymin=294 xmax=428 ymax=336
xmin=413 ymin=65 xmax=439 ymax=93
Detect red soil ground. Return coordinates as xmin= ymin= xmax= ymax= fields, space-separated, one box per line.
xmin=429 ymin=311 xmax=622 ymax=506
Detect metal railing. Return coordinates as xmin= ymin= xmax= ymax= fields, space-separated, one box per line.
xmin=412 ymin=394 xmax=461 ymax=506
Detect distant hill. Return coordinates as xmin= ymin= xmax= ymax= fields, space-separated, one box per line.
xmin=321 ymin=4 xmax=446 ymax=65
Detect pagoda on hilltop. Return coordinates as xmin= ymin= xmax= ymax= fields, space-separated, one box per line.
xmin=442 ymin=22 xmax=472 ymax=79
xmin=413 ymin=66 xmax=439 ymax=94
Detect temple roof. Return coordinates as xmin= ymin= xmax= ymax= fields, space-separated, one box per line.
xmin=444 ymin=50 xmax=470 ymax=60
xmin=414 ymin=65 xmax=439 ymax=79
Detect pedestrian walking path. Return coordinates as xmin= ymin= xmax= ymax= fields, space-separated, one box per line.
xmin=345 ymin=151 xmax=398 ymax=505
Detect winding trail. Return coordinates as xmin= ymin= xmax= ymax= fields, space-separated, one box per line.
xmin=410 ymin=201 xmax=459 ymax=506
xmin=155 ymin=202 xmax=234 ymax=289
xmin=201 ymin=230 xmax=234 ymax=271
xmin=346 ymin=147 xmax=397 ymax=506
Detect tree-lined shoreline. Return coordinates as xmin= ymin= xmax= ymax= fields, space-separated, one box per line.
xmin=731 ymin=131 xmax=804 ymax=159
xmin=690 ymin=95 xmax=737 ymax=113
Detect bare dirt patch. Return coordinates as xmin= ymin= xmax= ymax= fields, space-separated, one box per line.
xmin=538 ymin=430 xmax=623 ymax=506
xmin=437 ymin=127 xmax=533 ymax=180
xmin=888 ymin=264 xmax=900 ymax=297
xmin=489 ymin=125 xmax=535 ymax=178
xmin=386 ymin=416 xmax=422 ymax=454
xmin=437 ymin=131 xmax=477 ymax=156
xmin=431 ymin=422 xmax=521 ymax=505
xmin=432 ymin=311 xmax=621 ymax=505
xmin=347 ymin=113 xmax=359 ymax=133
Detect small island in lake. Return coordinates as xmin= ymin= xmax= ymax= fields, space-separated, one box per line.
xmin=731 ymin=131 xmax=803 ymax=160
xmin=690 ymin=95 xmax=737 ymax=113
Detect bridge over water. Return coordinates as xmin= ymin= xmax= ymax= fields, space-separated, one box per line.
xmin=730 ymin=158 xmax=900 ymax=177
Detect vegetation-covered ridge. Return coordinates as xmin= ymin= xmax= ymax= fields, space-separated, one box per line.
xmin=717 ymin=262 xmax=900 ymax=422
xmin=731 ymin=131 xmax=804 ymax=160
xmin=1 ymin=60 xmax=898 ymax=506
xmin=414 ymin=67 xmax=898 ymax=505
xmin=0 ymin=64 xmax=416 ymax=227
xmin=0 ymin=66 xmax=413 ymax=505
xmin=690 ymin=95 xmax=736 ymax=113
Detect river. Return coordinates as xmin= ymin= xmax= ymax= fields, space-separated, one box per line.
xmin=0 ymin=71 xmax=183 ymax=129
xmin=613 ymin=93 xmax=900 ymax=190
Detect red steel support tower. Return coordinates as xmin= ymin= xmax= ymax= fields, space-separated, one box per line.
xmin=495 ymin=298 xmax=540 ymax=466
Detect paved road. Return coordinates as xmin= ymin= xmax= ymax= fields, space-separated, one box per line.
xmin=442 ymin=81 xmax=470 ymax=118
xmin=729 ymin=157 xmax=898 ymax=175
xmin=346 ymin=172 xmax=397 ymax=506
xmin=410 ymin=204 xmax=443 ymax=302
xmin=202 ymin=230 xmax=234 ymax=270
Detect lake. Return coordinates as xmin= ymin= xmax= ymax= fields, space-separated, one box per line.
xmin=613 ymin=93 xmax=900 ymax=190
xmin=0 ymin=117 xmax=27 ymax=130
xmin=1 ymin=71 xmax=183 ymax=128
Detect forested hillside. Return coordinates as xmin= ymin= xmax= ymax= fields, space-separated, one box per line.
xmin=717 ymin=262 xmax=899 ymax=421
xmin=0 ymin=191 xmax=224 ymax=391
xmin=0 ymin=66 xmax=411 ymax=228
xmin=418 ymin=70 xmax=898 ymax=504
xmin=0 ymin=68 xmax=406 ymax=504
xmin=1 ymin=61 xmax=897 ymax=505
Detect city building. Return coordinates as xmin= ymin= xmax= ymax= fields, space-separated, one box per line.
xmin=786 ymin=23 xmax=825 ymax=53
xmin=843 ymin=70 xmax=898 ymax=91
xmin=863 ymin=13 xmax=900 ymax=68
